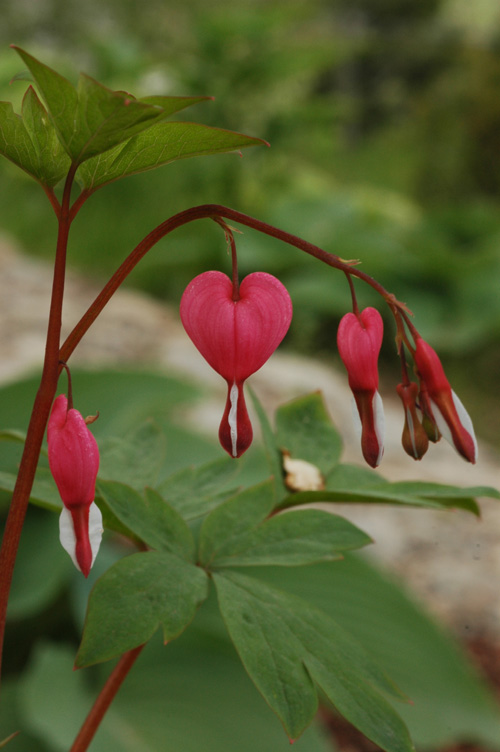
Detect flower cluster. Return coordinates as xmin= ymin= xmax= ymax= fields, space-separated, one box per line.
xmin=179 ymin=265 xmax=477 ymax=469
xmin=337 ymin=308 xmax=477 ymax=467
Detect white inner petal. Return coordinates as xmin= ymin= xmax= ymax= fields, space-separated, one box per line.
xmin=58 ymin=502 xmax=103 ymax=573
xmin=59 ymin=506 xmax=79 ymax=572
xmin=452 ymin=390 xmax=478 ymax=461
xmin=88 ymin=502 xmax=104 ymax=567
xmin=228 ymin=382 xmax=239 ymax=458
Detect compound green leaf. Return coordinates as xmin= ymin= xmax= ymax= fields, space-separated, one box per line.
xmin=76 ymin=550 xmax=209 ymax=667
xmin=76 ymin=121 xmax=267 ymax=190
xmin=275 ymin=392 xmax=342 ymax=475
xmin=200 ymin=481 xmax=371 ymax=568
xmin=13 ymin=48 xmax=175 ymax=165
xmin=214 ymin=570 xmax=413 ymax=750
xmin=98 ymin=480 xmax=195 ymax=560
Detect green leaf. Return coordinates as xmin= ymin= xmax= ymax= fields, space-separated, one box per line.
xmin=76 ymin=121 xmax=267 ymax=190
xmin=139 ymin=94 xmax=213 ymax=115
xmin=0 ymin=91 xmax=70 ymax=187
xmin=214 ymin=570 xmax=413 ymax=750
xmin=8 ymin=509 xmax=68 ymax=620
xmin=248 ymin=386 xmax=286 ymax=500
xmin=0 ymin=429 xmax=26 ymax=444
xmin=156 ymin=457 xmax=241 ymax=520
xmin=21 ymin=85 xmax=72 ymax=184
xmin=0 ymin=468 xmax=61 ymax=512
xmin=21 ymin=640 xmax=332 ymax=752
xmin=98 ymin=480 xmax=195 ymax=560
xmin=13 ymin=48 xmax=177 ymax=165
xmin=199 ymin=481 xmax=275 ymax=566
xmin=259 ymin=557 xmax=500 ymax=749
xmin=76 ymin=550 xmax=209 ymax=667
xmin=277 ymin=466 xmax=491 ymax=515
xmin=200 ymin=481 xmax=371 ymax=568
xmin=98 ymin=419 xmax=166 ymax=491
xmin=275 ymin=392 xmax=342 ymax=475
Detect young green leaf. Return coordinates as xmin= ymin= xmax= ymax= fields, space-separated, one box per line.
xmin=12 ymin=48 xmax=191 ymax=165
xmin=98 ymin=480 xmax=195 ymax=561
xmin=213 ymin=509 xmax=371 ymax=567
xmin=275 ymin=391 xmax=342 ymax=475
xmin=156 ymin=457 xmax=241 ymax=520
xmin=199 ymin=480 xmax=371 ymax=568
xmin=98 ymin=420 xmax=166 ymax=491
xmin=0 ymin=92 xmax=69 ymax=187
xmin=214 ymin=570 xmax=413 ymax=750
xmin=76 ymin=550 xmax=209 ymax=667
xmin=248 ymin=386 xmax=286 ymax=500
xmin=199 ymin=481 xmax=275 ymax=566
xmin=75 ymin=121 xmax=268 ymax=190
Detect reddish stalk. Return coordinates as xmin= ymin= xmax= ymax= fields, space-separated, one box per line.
xmin=0 ymin=164 xmax=77 ymax=682
xmin=60 ymin=204 xmax=398 ymax=363
xmin=69 ymin=645 xmax=145 ymax=752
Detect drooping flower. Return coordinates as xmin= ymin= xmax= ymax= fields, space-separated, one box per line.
xmin=337 ymin=307 xmax=385 ymax=468
xmin=396 ymin=381 xmax=429 ymax=460
xmin=413 ymin=337 xmax=477 ymax=463
xmin=180 ymin=270 xmax=292 ymax=458
xmin=47 ymin=394 xmax=102 ymax=577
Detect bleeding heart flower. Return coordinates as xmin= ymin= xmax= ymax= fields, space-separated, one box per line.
xmin=47 ymin=394 xmax=102 ymax=576
xmin=180 ymin=270 xmax=292 ymax=457
xmin=413 ymin=337 xmax=477 ymax=463
xmin=337 ymin=307 xmax=385 ymax=468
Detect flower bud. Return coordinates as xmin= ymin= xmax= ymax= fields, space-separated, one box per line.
xmin=180 ymin=271 xmax=292 ymax=457
xmin=337 ymin=307 xmax=385 ymax=468
xmin=413 ymin=338 xmax=477 ymax=463
xmin=47 ymin=394 xmax=102 ymax=576
xmin=396 ymin=382 xmax=429 ymax=460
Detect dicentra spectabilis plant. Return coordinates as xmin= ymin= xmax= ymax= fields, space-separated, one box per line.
xmin=0 ymin=48 xmax=497 ymax=752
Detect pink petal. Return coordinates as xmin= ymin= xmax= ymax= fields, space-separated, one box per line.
xmin=337 ymin=308 xmax=383 ymax=392
xmin=180 ymin=271 xmax=292 ymax=382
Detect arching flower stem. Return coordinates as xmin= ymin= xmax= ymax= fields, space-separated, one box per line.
xmin=60 ymin=204 xmax=407 ymax=364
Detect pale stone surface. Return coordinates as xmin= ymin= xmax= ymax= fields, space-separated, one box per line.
xmin=2 ymin=235 xmax=499 ymax=636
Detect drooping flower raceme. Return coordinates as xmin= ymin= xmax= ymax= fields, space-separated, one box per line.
xmin=47 ymin=394 xmax=103 ymax=577
xmin=413 ymin=337 xmax=477 ymax=463
xmin=180 ymin=270 xmax=292 ymax=458
xmin=337 ymin=307 xmax=385 ymax=468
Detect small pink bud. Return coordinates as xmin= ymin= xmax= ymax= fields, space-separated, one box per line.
xmin=396 ymin=382 xmax=429 ymax=460
xmin=180 ymin=271 xmax=292 ymax=457
xmin=337 ymin=307 xmax=385 ymax=467
xmin=413 ymin=338 xmax=477 ymax=463
xmin=47 ymin=394 xmax=102 ymax=576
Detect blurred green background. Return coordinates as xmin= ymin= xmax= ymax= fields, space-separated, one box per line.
xmin=1 ymin=0 xmax=500 ymax=445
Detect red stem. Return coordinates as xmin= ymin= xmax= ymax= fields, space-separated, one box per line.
xmin=0 ymin=164 xmax=77 ymax=683
xmin=69 ymin=645 xmax=145 ymax=752
xmin=60 ymin=204 xmax=397 ymax=363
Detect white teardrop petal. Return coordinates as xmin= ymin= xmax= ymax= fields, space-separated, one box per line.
xmin=88 ymin=501 xmax=104 ymax=567
xmin=59 ymin=506 xmax=80 ymax=572
xmin=451 ymin=390 xmax=478 ymax=462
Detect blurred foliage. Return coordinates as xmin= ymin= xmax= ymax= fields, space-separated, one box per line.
xmin=2 ymin=370 xmax=500 ymax=749
xmin=0 ymin=0 xmax=500 ymax=443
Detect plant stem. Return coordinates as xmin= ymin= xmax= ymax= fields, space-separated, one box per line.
xmin=60 ymin=204 xmax=399 ymax=363
xmin=69 ymin=645 xmax=145 ymax=752
xmin=0 ymin=165 xmax=77 ymax=684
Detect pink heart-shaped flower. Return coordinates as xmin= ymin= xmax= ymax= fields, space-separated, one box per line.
xmin=180 ymin=270 xmax=292 ymax=457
